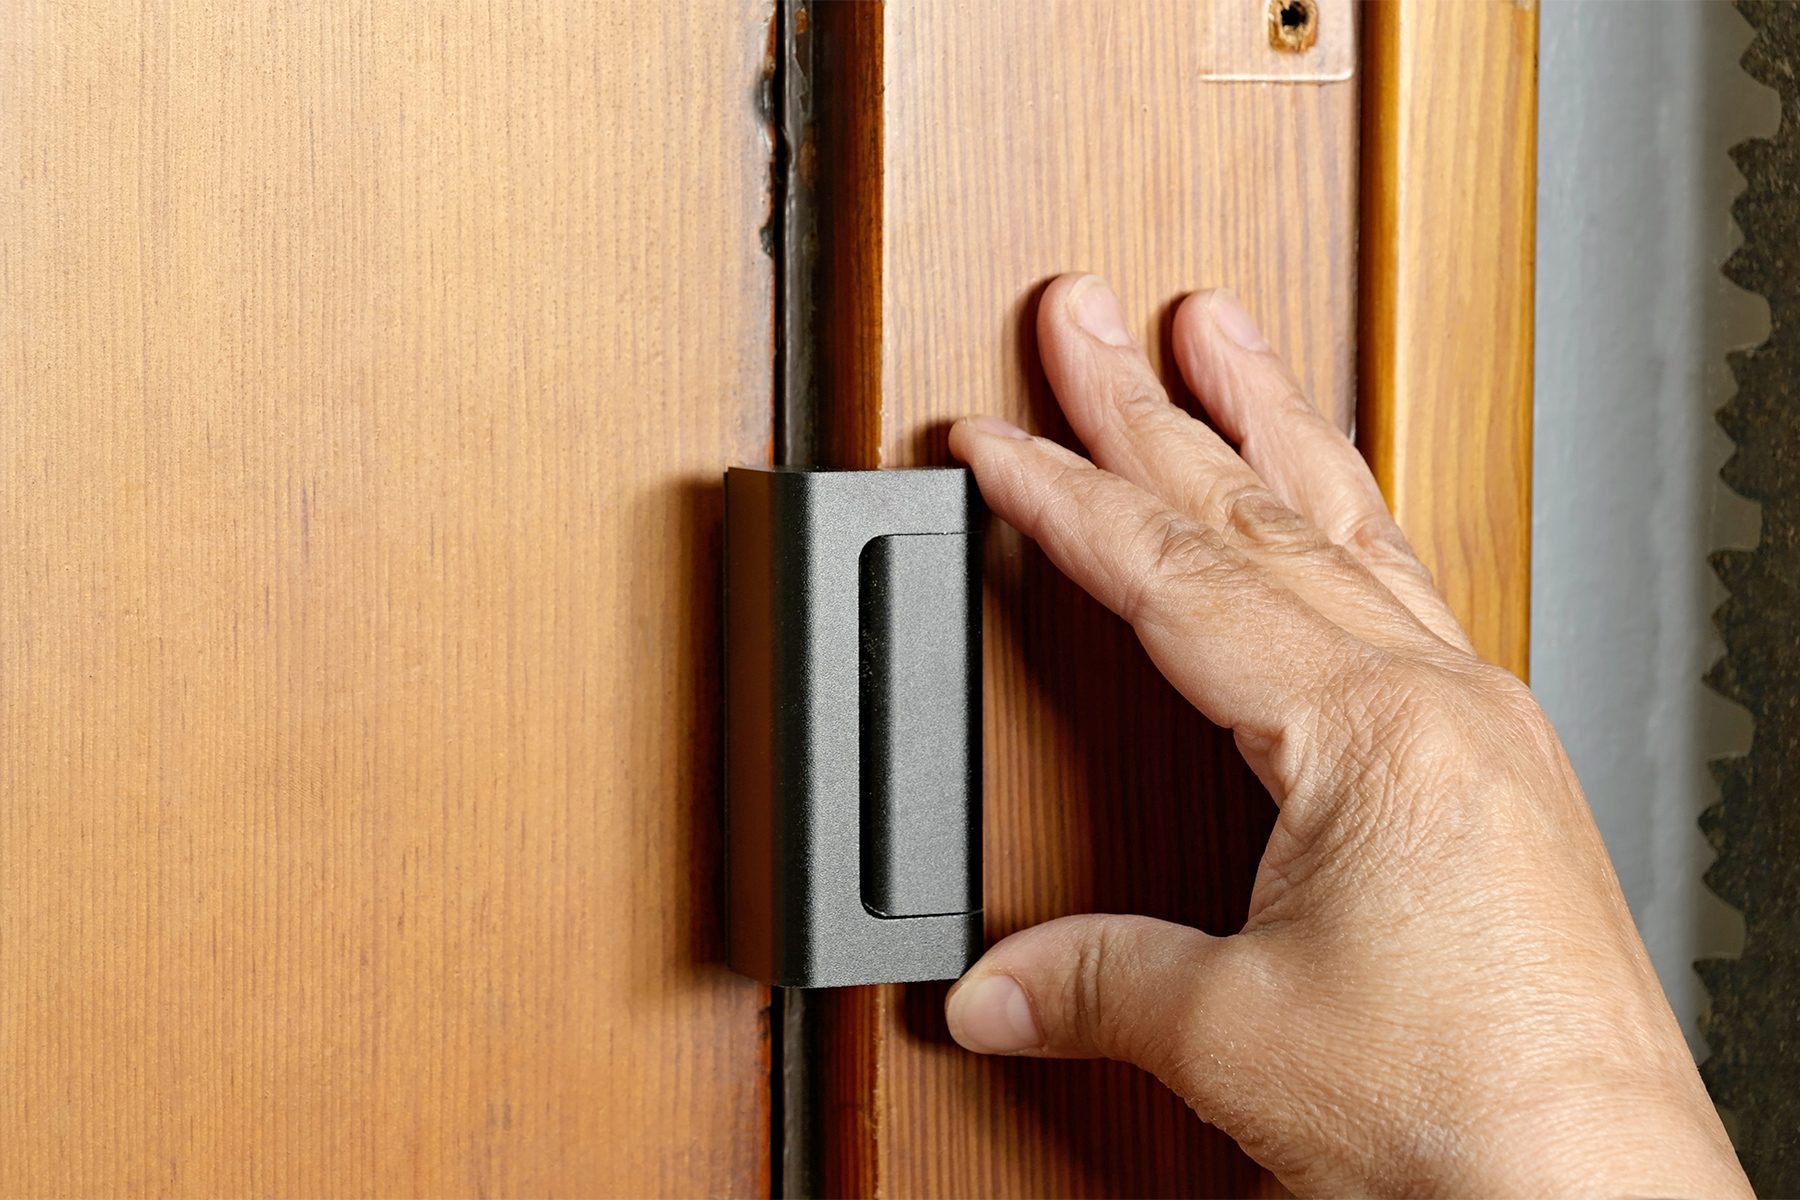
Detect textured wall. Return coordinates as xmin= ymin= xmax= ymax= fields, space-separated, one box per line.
xmin=1531 ymin=0 xmax=1774 ymax=1055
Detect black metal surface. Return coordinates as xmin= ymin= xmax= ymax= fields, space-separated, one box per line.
xmin=725 ymin=467 xmax=983 ymax=988
xmin=859 ymin=533 xmax=981 ymax=918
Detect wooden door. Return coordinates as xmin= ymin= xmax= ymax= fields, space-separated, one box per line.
xmin=807 ymin=4 xmax=1356 ymax=1194
xmin=1 ymin=4 xmax=774 ymax=1194
xmin=805 ymin=0 xmax=1535 ymax=1195
xmin=3 ymin=1 xmax=1533 ymax=1195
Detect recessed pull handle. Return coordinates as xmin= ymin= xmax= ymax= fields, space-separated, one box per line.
xmin=860 ymin=533 xmax=980 ymax=919
xmin=724 ymin=467 xmax=983 ymax=988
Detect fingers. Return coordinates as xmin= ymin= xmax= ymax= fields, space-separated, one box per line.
xmin=1171 ymin=289 xmax=1473 ymax=651
xmin=1029 ymin=275 xmax=1445 ymax=654
xmin=948 ymin=417 xmax=1355 ymax=735
xmin=1036 ymin=275 xmax=1279 ymax=547
xmin=946 ymin=915 xmax=1270 ymax=1116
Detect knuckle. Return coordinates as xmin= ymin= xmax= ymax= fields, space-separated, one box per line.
xmin=1473 ymin=665 xmax=1564 ymax=765
xmin=1261 ymin=387 xmax=1345 ymax=454
xmin=1274 ymin=384 xmax=1323 ymax=419
xmin=1310 ymin=658 xmax=1551 ymax=865
xmin=1113 ymin=385 xmax=1172 ymax=431
xmin=1110 ymin=386 xmax=1195 ymax=459
xmin=1122 ymin=514 xmax=1228 ymax=624
xmin=1062 ymin=921 xmax=1228 ymax=1083
xmin=1337 ymin=506 xmax=1405 ymax=560
xmin=1032 ymin=459 xmax=1101 ymax=540
xmin=1048 ymin=457 xmax=1100 ymax=502
xmin=1338 ymin=507 xmax=1436 ymax=587
xmin=1211 ymin=481 xmax=1308 ymax=550
xmin=1065 ymin=922 xmax=1142 ymax=1061
xmin=1070 ymin=933 xmax=1108 ymax=1045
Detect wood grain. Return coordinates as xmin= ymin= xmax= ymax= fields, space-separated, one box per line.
xmin=1358 ymin=0 xmax=1538 ymax=677
xmin=811 ymin=3 xmax=1359 ymax=1195
xmin=0 ymin=3 xmax=775 ymax=1194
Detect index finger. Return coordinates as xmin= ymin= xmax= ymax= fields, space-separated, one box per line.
xmin=949 ymin=415 xmax=1362 ymax=739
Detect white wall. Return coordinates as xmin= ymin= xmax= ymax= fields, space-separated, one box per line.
xmin=1532 ymin=0 xmax=1774 ymax=1055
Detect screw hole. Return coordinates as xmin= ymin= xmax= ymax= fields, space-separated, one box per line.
xmin=1268 ymin=0 xmax=1319 ymax=53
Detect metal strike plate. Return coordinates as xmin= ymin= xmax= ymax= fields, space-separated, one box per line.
xmin=724 ymin=467 xmax=982 ymax=988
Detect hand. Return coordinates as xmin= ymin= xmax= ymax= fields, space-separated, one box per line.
xmin=944 ymin=274 xmax=1750 ymax=1197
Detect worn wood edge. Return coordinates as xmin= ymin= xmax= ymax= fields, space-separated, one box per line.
xmin=814 ymin=0 xmax=887 ymax=472
xmin=1356 ymin=0 xmax=1538 ymax=679
xmin=777 ymin=0 xmax=818 ymax=468
xmin=816 ymin=984 xmax=891 ymax=1198
xmin=809 ymin=2 xmax=891 ymax=1195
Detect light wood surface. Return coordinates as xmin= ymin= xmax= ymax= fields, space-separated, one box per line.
xmin=1359 ymin=0 xmax=1538 ymax=678
xmin=812 ymin=3 xmax=1359 ymax=1194
xmin=0 ymin=4 xmax=775 ymax=1194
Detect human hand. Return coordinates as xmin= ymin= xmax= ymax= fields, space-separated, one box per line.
xmin=944 ymin=274 xmax=1750 ymax=1197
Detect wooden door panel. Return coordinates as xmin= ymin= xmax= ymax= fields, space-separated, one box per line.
xmin=811 ymin=4 xmax=1358 ymax=1195
xmin=0 ymin=4 xmax=773 ymax=1194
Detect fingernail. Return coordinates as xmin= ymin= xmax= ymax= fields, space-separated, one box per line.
xmin=966 ymin=414 xmax=1032 ymax=441
xmin=947 ymin=974 xmax=1040 ymax=1053
xmin=1070 ymin=276 xmax=1133 ymax=347
xmin=1207 ymin=289 xmax=1271 ymax=352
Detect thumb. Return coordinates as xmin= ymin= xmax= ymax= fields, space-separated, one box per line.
xmin=945 ymin=914 xmax=1261 ymax=1085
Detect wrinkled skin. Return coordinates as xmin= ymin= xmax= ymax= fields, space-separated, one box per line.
xmin=944 ymin=274 xmax=1750 ymax=1198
